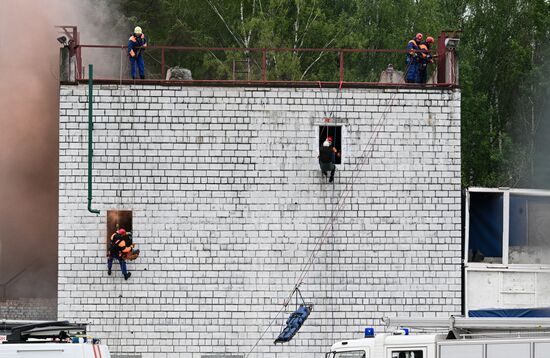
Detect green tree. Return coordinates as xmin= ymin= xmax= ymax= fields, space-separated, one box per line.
xmin=117 ymin=0 xmax=550 ymax=189
xmin=460 ymin=0 xmax=550 ymax=188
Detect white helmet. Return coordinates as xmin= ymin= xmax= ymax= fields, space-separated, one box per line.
xmin=134 ymin=26 xmax=142 ymax=35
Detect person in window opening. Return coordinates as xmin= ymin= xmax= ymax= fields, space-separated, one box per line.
xmin=405 ymin=33 xmax=423 ymax=83
xmin=107 ymin=228 xmax=132 ymax=280
xmin=418 ymin=36 xmax=435 ymax=84
xmin=318 ymin=136 xmax=339 ymax=183
xmin=128 ymin=26 xmax=147 ymax=79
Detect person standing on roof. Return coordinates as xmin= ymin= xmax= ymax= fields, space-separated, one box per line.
xmin=405 ymin=33 xmax=423 ymax=83
xmin=107 ymin=228 xmax=132 ymax=280
xmin=128 ymin=26 xmax=147 ymax=79
xmin=418 ymin=36 xmax=435 ymax=84
xmin=318 ymin=136 xmax=339 ymax=183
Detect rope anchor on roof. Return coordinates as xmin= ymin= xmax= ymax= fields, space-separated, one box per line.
xmin=274 ymin=286 xmax=312 ymax=344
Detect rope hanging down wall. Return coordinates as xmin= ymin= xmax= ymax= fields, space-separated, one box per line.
xmin=245 ymin=64 xmax=415 ymax=357
xmin=319 ymin=81 xmax=343 ymax=342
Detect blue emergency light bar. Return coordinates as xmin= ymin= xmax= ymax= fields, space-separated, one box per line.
xmin=364 ymin=327 xmax=375 ymax=338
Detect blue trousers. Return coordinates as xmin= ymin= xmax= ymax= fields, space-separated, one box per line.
xmin=107 ymin=256 xmax=128 ymax=276
xmin=130 ymin=56 xmax=145 ymax=79
xmin=405 ymin=59 xmax=418 ymax=83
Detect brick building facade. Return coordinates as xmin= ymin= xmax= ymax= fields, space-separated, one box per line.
xmin=58 ymin=85 xmax=461 ymax=357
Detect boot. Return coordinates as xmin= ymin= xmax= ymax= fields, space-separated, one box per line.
xmin=124 ymin=272 xmax=131 ymax=280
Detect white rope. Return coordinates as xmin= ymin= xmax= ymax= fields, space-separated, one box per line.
xmin=244 ymin=58 xmax=417 ymax=355
xmin=243 ymin=293 xmax=294 ymax=358
xmin=330 ymin=106 xmax=337 ymax=342
xmin=117 ymin=49 xmax=125 ymax=204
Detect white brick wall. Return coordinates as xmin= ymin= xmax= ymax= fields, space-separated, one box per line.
xmin=58 ymin=85 xmax=461 ymax=358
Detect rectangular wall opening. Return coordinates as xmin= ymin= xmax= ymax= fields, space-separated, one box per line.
xmin=319 ymin=125 xmax=342 ymax=164
xmin=106 ymin=210 xmax=132 ymax=249
xmin=468 ymin=192 xmax=503 ymax=263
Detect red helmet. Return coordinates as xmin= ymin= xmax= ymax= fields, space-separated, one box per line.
xmin=117 ymin=228 xmax=126 ymax=235
xmin=426 ymin=36 xmax=434 ymax=44
xmin=415 ymin=33 xmax=423 ymax=41
xmin=326 ymin=136 xmax=333 ymax=142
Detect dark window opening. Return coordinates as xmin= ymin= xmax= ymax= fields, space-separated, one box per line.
xmin=391 ymin=350 xmax=424 ymax=358
xmin=106 ymin=210 xmax=132 ymax=250
xmin=319 ymin=125 xmax=342 ymax=164
xmin=468 ymin=192 xmax=503 ymax=263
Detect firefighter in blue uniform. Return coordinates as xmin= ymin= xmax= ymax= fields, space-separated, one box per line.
xmin=107 ymin=228 xmax=132 ymax=280
xmin=405 ymin=33 xmax=423 ymax=83
xmin=418 ymin=36 xmax=435 ymax=84
xmin=128 ymin=26 xmax=147 ymax=79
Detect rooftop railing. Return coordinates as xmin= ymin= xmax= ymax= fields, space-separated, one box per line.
xmin=59 ymin=27 xmax=459 ymax=88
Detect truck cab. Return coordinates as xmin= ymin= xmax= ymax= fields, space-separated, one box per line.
xmin=0 ymin=320 xmax=111 ymax=358
xmin=328 ymin=332 xmax=443 ymax=358
xmin=328 ymin=316 xmax=550 ymax=358
xmin=0 ymin=342 xmax=110 ymax=357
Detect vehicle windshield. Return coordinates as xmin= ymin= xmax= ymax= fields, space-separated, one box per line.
xmin=326 ymin=351 xmax=366 ymax=358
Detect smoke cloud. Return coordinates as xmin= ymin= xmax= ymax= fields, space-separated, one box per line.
xmin=0 ymin=0 xmax=128 ymax=298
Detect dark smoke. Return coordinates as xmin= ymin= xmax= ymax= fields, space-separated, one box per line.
xmin=0 ymin=0 xmax=127 ymax=299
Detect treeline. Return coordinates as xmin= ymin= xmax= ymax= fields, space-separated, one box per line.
xmin=118 ymin=0 xmax=550 ymax=189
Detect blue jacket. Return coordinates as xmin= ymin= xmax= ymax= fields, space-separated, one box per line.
xmin=406 ymin=39 xmax=420 ymax=64
xmin=128 ymin=33 xmax=147 ymax=58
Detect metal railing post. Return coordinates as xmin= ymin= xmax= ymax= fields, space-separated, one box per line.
xmin=262 ymin=48 xmax=267 ymax=81
xmin=339 ymin=50 xmax=345 ymax=83
xmin=77 ymin=46 xmax=82 ymax=80
xmin=161 ymin=48 xmax=165 ymax=80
